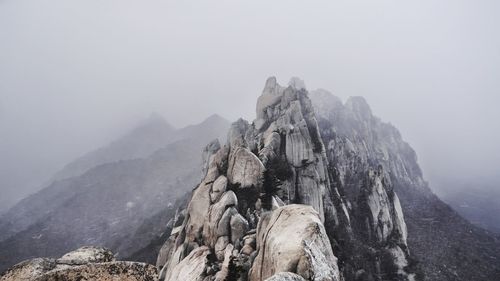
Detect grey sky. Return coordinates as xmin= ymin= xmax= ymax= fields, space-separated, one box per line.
xmin=1 ymin=0 xmax=499 ymax=209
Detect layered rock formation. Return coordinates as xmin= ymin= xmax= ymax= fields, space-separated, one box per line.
xmin=155 ymin=77 xmax=414 ymax=281
xmin=0 ymin=246 xmax=156 ymax=281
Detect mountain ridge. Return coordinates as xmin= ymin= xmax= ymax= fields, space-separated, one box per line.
xmin=2 ymin=78 xmax=499 ymax=281
xmin=0 ymin=114 xmax=231 ymax=273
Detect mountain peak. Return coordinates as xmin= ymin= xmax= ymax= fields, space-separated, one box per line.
xmin=154 ymin=77 xmax=415 ymax=281
xmin=201 ymin=114 xmax=229 ymax=125
xmin=139 ymin=112 xmax=174 ymax=130
xmin=345 ymin=96 xmax=373 ymax=119
xmin=288 ymin=76 xmax=306 ymax=90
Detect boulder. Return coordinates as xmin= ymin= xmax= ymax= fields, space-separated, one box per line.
xmin=216 ymin=207 xmax=238 ymax=238
xmin=249 ymin=205 xmax=340 ymax=281
xmin=0 ymin=249 xmax=156 ymax=281
xmin=210 ymin=175 xmax=228 ymax=203
xmin=184 ymin=181 xmax=212 ymax=243
xmin=205 ymin=145 xmax=229 ymax=184
xmin=230 ymin=213 xmax=250 ymax=245
xmin=202 ymin=139 xmax=221 ymax=178
xmin=163 ymin=246 xmax=210 ymax=281
xmin=0 ymin=258 xmax=56 ymax=281
xmin=228 ymin=119 xmax=251 ymax=148
xmin=203 ymin=191 xmax=238 ymax=247
xmin=227 ymin=147 xmax=265 ymax=190
xmin=57 ymin=246 xmax=114 ymax=265
xmin=32 ymin=262 xmax=156 ymax=281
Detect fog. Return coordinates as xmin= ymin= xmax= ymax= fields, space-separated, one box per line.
xmin=1 ymin=0 xmax=499 ymax=211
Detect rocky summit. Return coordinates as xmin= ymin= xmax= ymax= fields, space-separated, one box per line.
xmin=155 ymin=77 xmax=414 ymax=281
xmin=2 ymin=77 xmax=499 ymax=281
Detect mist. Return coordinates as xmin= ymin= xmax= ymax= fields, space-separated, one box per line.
xmin=1 ymin=0 xmax=499 ymax=211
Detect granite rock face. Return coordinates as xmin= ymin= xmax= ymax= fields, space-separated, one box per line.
xmin=0 ymin=246 xmax=157 ymax=281
xmin=249 ymin=205 xmax=340 ymax=281
xmin=310 ymin=89 xmax=500 ymax=281
xmin=155 ymin=77 xmax=413 ymax=281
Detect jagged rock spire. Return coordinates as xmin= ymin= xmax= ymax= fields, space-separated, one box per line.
xmin=156 ymin=77 xmax=414 ymax=281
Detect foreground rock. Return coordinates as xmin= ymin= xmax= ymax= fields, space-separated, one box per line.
xmin=249 ymin=205 xmax=340 ymax=281
xmin=0 ymin=246 xmax=157 ymax=281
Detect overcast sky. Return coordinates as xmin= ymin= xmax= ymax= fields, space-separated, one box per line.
xmin=1 ymin=0 xmax=499 ymax=209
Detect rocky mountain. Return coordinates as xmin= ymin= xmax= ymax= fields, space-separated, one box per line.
xmin=0 ymin=114 xmax=230 ymax=273
xmin=3 ymin=77 xmax=500 ymax=281
xmin=309 ymin=88 xmax=500 ymax=280
xmin=51 ymin=113 xmax=228 ymax=182
xmin=154 ymin=77 xmax=415 ymax=281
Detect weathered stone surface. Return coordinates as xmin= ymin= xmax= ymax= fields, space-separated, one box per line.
xmin=264 ymin=272 xmax=306 ymax=281
xmin=214 ymin=236 xmax=230 ymax=261
xmin=202 ymin=139 xmax=221 ymax=178
xmin=184 ymin=182 xmax=212 ymax=243
xmin=156 ymin=234 xmax=177 ymax=268
xmin=57 ymin=246 xmax=115 ymax=265
xmin=241 ymin=244 xmax=254 ymax=256
xmin=205 ymin=145 xmax=229 ymax=184
xmin=33 ymin=262 xmax=157 ymax=281
xmin=243 ymin=234 xmax=256 ymax=248
xmin=392 ymin=193 xmax=408 ymax=245
xmin=163 ymin=246 xmax=210 ymax=281
xmin=158 ymin=244 xmax=187 ymax=281
xmin=309 ymin=89 xmax=416 ymax=280
xmin=256 ymin=77 xmax=285 ymax=120
xmin=361 ymin=168 xmax=394 ymax=243
xmin=0 ymin=250 xmax=156 ymax=281
xmin=249 ymin=205 xmax=340 ymax=281
xmin=214 ymin=244 xmax=234 ymax=281
xmin=295 ymin=167 xmax=325 ymax=222
xmin=230 ymin=213 xmax=249 ymax=245
xmin=210 ymin=175 xmax=228 ymax=203
xmin=203 ymin=191 xmax=238 ymax=247
xmin=217 ymin=207 xmax=238 ymax=238
xmin=0 ymin=258 xmax=56 ymax=281
xmin=155 ymin=77 xmax=419 ymax=281
xmin=228 ymin=119 xmax=251 ymax=148
xmin=227 ymin=147 xmax=264 ymax=189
